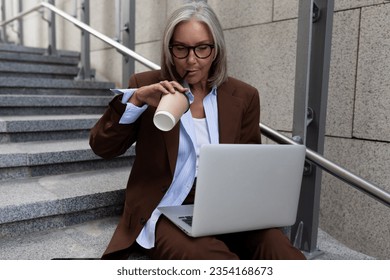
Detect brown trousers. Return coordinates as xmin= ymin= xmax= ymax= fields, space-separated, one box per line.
xmin=144 ymin=216 xmax=305 ymax=260
xmin=142 ymin=187 xmax=306 ymax=260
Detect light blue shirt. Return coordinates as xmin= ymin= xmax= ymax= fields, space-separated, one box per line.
xmin=112 ymin=86 xmax=219 ymax=249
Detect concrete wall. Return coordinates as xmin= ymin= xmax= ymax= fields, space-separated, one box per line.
xmin=5 ymin=0 xmax=390 ymax=259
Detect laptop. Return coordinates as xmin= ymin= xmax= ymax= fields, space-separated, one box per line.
xmin=158 ymin=144 xmax=306 ymax=237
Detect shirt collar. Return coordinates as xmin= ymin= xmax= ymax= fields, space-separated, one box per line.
xmin=187 ymin=85 xmax=218 ymax=104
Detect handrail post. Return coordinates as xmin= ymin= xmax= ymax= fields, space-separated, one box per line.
xmin=17 ymin=0 xmax=23 ymax=45
xmin=76 ymin=0 xmax=93 ymax=80
xmin=120 ymin=0 xmax=136 ymax=87
xmin=0 ymin=0 xmax=8 ymax=43
xmin=293 ymin=0 xmax=313 ymax=146
xmin=292 ymin=0 xmax=334 ymax=258
xmin=114 ymin=0 xmax=121 ymax=42
xmin=46 ymin=0 xmax=57 ymax=55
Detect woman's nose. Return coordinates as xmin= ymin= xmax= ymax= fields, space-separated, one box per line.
xmin=186 ymin=49 xmax=197 ymax=63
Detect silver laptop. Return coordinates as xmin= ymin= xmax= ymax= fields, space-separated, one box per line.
xmin=158 ymin=144 xmax=306 ymax=237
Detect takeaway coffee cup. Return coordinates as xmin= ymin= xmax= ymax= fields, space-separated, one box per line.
xmin=153 ymin=91 xmax=190 ymax=131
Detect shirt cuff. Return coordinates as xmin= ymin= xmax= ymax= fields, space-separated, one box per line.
xmin=110 ymin=88 xmax=148 ymax=124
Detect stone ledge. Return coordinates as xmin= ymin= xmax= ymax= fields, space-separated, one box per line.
xmin=0 ymin=94 xmax=112 ymax=107
xmin=0 ymin=77 xmax=115 ymax=89
xmin=0 ymin=61 xmax=79 ymax=75
xmin=0 ymin=138 xmax=135 ymax=168
xmin=0 ymin=167 xmax=130 ymax=235
xmin=0 ymin=115 xmax=101 ymax=133
xmin=0 ymin=52 xmax=80 ymax=66
xmin=0 ymin=43 xmax=80 ymax=57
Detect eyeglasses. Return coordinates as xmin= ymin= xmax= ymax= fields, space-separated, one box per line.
xmin=169 ymin=44 xmax=215 ymax=59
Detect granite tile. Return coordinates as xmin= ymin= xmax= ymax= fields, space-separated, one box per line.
xmin=326 ymin=9 xmax=360 ymax=137
xmin=353 ymin=4 xmax=390 ymax=141
xmin=208 ymin=0 xmax=273 ymax=29
xmin=320 ymin=136 xmax=390 ymax=259
xmin=135 ymin=0 xmax=166 ymax=44
xmin=335 ymin=0 xmax=388 ymax=10
xmin=274 ymin=0 xmax=299 ymax=21
xmin=225 ymin=20 xmax=297 ymax=131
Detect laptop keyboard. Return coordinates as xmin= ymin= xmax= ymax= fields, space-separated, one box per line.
xmin=179 ymin=215 xmax=193 ymax=226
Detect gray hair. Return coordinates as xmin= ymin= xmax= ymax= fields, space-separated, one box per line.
xmin=160 ymin=1 xmax=228 ymax=87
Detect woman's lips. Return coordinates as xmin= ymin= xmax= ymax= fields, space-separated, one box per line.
xmin=186 ymin=70 xmax=196 ymax=75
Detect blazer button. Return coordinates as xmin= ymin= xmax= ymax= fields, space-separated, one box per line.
xmin=140 ymin=218 xmax=147 ymax=225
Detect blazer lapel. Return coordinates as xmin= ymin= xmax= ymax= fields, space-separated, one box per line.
xmin=217 ymin=81 xmax=243 ymax=143
xmin=162 ymin=124 xmax=180 ymax=176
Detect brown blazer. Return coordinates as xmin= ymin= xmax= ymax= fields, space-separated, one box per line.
xmin=89 ymin=70 xmax=261 ymax=258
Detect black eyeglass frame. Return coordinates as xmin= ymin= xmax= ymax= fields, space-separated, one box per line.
xmin=169 ymin=44 xmax=215 ymax=59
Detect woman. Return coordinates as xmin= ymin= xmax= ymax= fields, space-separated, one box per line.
xmin=90 ymin=1 xmax=305 ymax=260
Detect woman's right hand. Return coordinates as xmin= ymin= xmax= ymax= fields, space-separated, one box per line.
xmin=129 ymin=80 xmax=188 ymax=107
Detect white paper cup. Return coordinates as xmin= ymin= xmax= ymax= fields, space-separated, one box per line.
xmin=153 ymin=91 xmax=189 ymax=131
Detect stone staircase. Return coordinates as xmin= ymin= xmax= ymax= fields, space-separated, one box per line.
xmin=0 ymin=43 xmax=133 ymax=239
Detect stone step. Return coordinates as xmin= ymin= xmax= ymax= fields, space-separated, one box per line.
xmin=0 ymin=77 xmax=115 ymax=95
xmin=0 ymin=43 xmax=80 ymax=66
xmin=0 ymin=51 xmax=80 ymax=66
xmin=0 ymin=114 xmax=102 ymax=143
xmin=0 ymin=94 xmax=112 ymax=116
xmin=0 ymin=114 xmax=99 ymax=132
xmin=0 ymin=138 xmax=135 ymax=181
xmin=0 ymin=167 xmax=129 ymax=238
xmin=0 ymin=43 xmax=79 ymax=57
xmin=0 ymin=61 xmax=79 ymax=79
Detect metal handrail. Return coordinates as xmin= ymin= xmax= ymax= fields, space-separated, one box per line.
xmin=2 ymin=2 xmax=389 ymax=209
xmin=0 ymin=2 xmax=160 ymax=70
xmin=260 ymin=123 xmax=390 ymax=208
